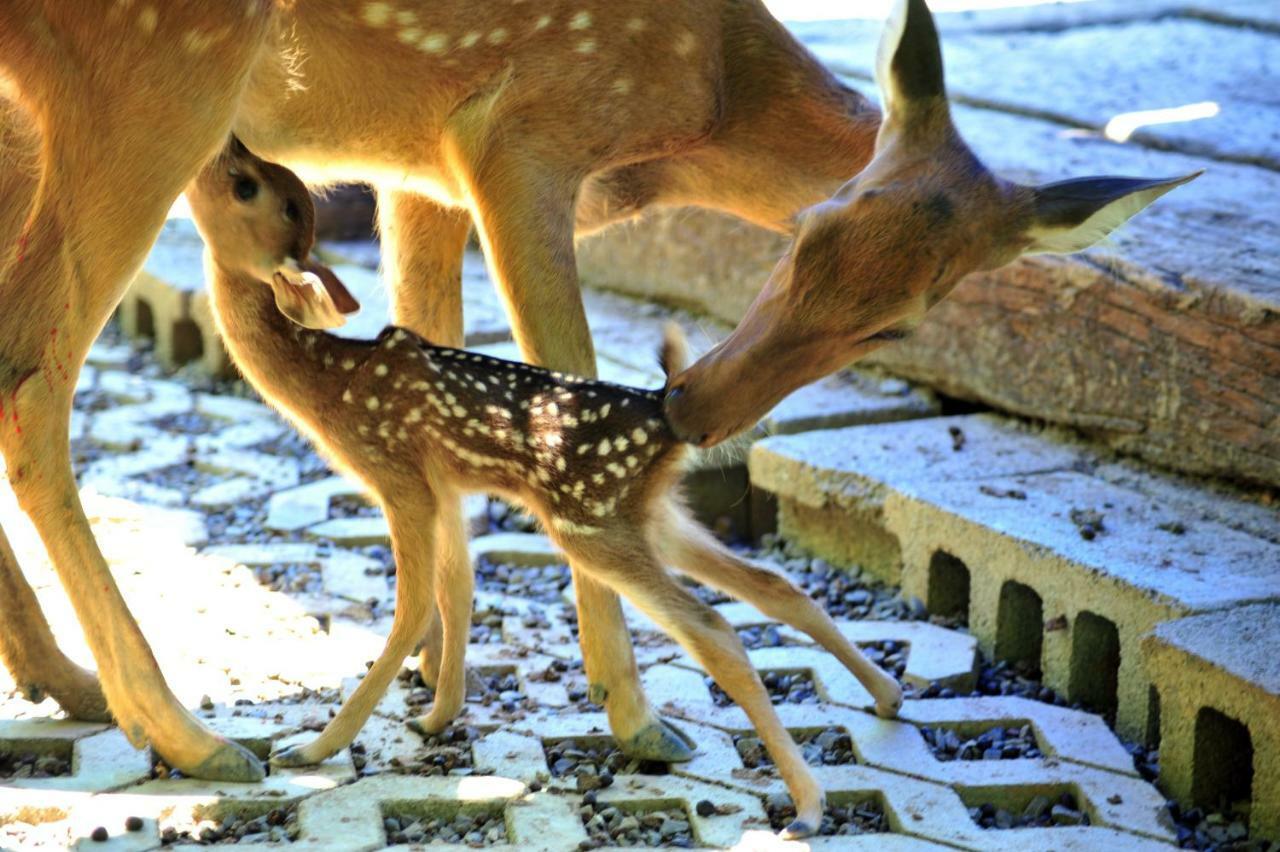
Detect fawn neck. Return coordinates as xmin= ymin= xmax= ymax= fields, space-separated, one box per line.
xmin=206 ymin=262 xmax=364 ymax=428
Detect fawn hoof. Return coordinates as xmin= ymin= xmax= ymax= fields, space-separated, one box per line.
xmin=874 ymin=685 xmax=904 ymax=720
xmin=621 ymin=718 xmax=695 ymax=763
xmin=189 ymin=739 xmax=266 ymax=782
xmin=780 ymin=819 xmax=817 ymax=840
xmin=270 ymin=742 xmax=323 ymax=768
xmin=406 ymin=712 xmax=450 ymax=738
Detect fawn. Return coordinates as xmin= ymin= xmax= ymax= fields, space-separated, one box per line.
xmin=184 ymin=138 xmax=904 ymax=837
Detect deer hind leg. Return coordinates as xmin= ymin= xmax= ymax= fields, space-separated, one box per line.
xmin=443 ymin=121 xmax=691 ymax=762
xmin=653 ymin=502 xmax=903 ymax=718
xmin=274 ymin=491 xmax=440 ymax=767
xmin=571 ymin=533 xmax=824 ymax=839
xmin=0 ymin=520 xmax=108 ymax=721
xmin=406 ymin=493 xmax=472 ymax=735
xmin=377 ymin=188 xmax=473 ymax=688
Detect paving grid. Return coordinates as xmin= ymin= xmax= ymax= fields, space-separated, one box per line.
xmin=0 ymin=323 xmax=1193 ymax=852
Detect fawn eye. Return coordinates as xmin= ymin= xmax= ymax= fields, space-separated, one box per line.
xmin=284 ymin=199 xmax=300 ymax=222
xmin=234 ymin=176 xmax=259 ymax=202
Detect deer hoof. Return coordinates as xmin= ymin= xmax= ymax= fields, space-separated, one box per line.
xmin=621 ymin=718 xmax=695 ymax=763
xmin=780 ymin=819 xmax=816 ymax=840
xmin=269 ymin=742 xmax=320 ymax=769
xmin=406 ymin=712 xmax=450 ymax=738
xmin=190 ymin=740 xmax=266 ymax=782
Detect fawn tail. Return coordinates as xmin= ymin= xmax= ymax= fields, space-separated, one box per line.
xmin=659 ymin=322 xmax=688 ymax=389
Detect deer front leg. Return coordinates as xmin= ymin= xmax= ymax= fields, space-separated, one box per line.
xmin=0 ymin=521 xmax=109 ymax=721
xmin=449 ymin=136 xmax=691 ymax=762
xmin=274 ymin=491 xmax=438 ymax=766
xmin=2 ymin=369 xmax=260 ymax=781
xmin=377 ymin=188 xmax=472 ymax=689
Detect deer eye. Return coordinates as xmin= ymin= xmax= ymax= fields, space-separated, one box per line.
xmin=234 ymin=176 xmax=259 ymax=202
xmin=284 ymin=199 xmax=300 ymax=222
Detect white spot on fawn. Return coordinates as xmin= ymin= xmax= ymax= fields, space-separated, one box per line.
xmin=460 ymin=31 xmax=481 ymax=48
xmin=487 ymin=28 xmax=508 ymax=44
xmin=362 ymin=2 xmax=392 ymax=27
xmin=534 ymin=14 xmax=553 ymax=30
xmin=366 ymin=397 xmax=380 ymax=410
xmin=675 ymin=30 xmax=697 ymax=57
xmin=576 ymin=39 xmax=597 ymax=53
xmin=631 ymin=428 xmax=648 ymax=445
xmin=420 ymin=32 xmax=448 ymax=53
xmin=343 ymin=359 xmax=355 ymax=371
xmin=597 ymin=439 xmax=611 ymax=456
xmin=375 ymin=364 xmax=389 ymax=377
xmin=611 ymin=78 xmax=633 ymax=95
xmin=626 ymin=17 xmax=648 ymax=32
xmin=137 ymin=5 xmax=158 ymax=33
xmin=569 ymin=11 xmax=592 ymax=29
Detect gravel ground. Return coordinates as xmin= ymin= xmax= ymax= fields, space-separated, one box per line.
xmin=707 ymin=670 xmax=819 ymax=707
xmin=384 ymin=809 xmax=508 ymax=846
xmin=734 ymin=727 xmax=856 ymax=769
xmin=0 ymin=750 xmax=71 ymax=779
xmin=578 ymin=796 xmax=694 ymax=849
xmin=766 ymin=795 xmax=889 ymax=836
xmin=158 ymin=805 xmax=299 ymax=845
xmin=475 ymin=556 xmax=572 ymax=604
xmin=544 ymin=737 xmax=670 ymax=781
xmin=968 ymin=791 xmax=1088 ymax=830
xmin=250 ymin=561 xmax=324 ymax=595
xmin=921 ymin=724 xmax=1042 ymax=761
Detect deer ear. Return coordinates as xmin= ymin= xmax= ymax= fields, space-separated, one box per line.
xmin=1021 ymin=172 xmax=1202 ymax=255
xmin=875 ymin=0 xmax=946 ymax=126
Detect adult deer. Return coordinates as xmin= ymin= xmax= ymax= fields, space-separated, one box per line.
xmin=0 ymin=0 xmax=1191 ymax=783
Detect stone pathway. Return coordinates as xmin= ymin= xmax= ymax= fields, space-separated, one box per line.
xmin=1 ymin=318 xmax=1190 ymax=850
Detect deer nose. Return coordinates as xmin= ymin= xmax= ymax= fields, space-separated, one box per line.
xmin=663 ymin=386 xmax=710 ymax=446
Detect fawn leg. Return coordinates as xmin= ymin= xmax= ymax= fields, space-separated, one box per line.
xmin=0 ymin=520 xmax=109 ymax=721
xmin=573 ymin=535 xmax=823 ymax=838
xmin=407 ymin=494 xmax=472 ymax=735
xmin=446 ymin=126 xmax=690 ymax=761
xmin=274 ymin=493 xmax=438 ymax=766
xmin=654 ymin=503 xmax=903 ymax=718
xmin=377 ymin=188 xmax=472 ymax=687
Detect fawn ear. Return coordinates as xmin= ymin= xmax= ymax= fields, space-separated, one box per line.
xmin=302 ymin=258 xmax=361 ymax=315
xmin=1020 ymin=172 xmax=1202 ymax=255
xmin=269 ymin=258 xmax=361 ymax=330
xmin=875 ymin=0 xmax=946 ymax=132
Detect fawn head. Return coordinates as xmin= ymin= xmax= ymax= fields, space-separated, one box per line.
xmin=665 ymin=0 xmax=1200 ymax=446
xmin=186 ymin=137 xmax=361 ymax=329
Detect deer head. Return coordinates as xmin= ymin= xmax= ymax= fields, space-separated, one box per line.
xmin=185 ymin=137 xmax=361 ymax=330
xmin=664 ymin=0 xmax=1199 ymax=447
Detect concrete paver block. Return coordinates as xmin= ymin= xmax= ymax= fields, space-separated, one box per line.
xmin=0 ymin=720 xmax=151 ymax=792
xmin=751 ymin=413 xmax=1280 ymax=740
xmin=203 ymin=542 xmax=387 ymax=605
xmin=1142 ymin=603 xmax=1280 ymax=840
